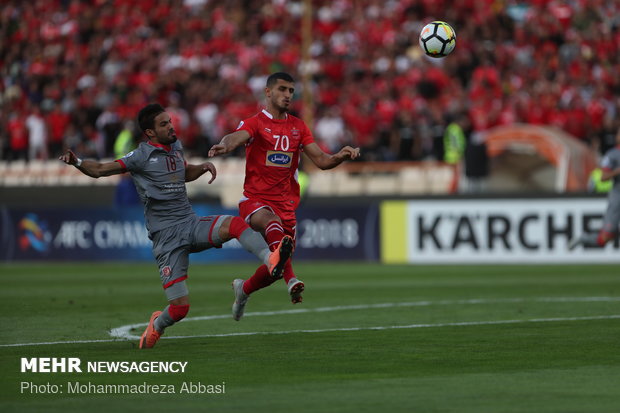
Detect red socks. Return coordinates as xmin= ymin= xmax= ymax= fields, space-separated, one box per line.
xmin=265 ymin=220 xmax=285 ymax=251
xmin=169 ymin=304 xmax=190 ymax=321
xmin=243 ymin=253 xmax=296 ymax=295
xmin=282 ymin=260 xmax=295 ymax=283
xmin=597 ymin=230 xmax=613 ymax=247
xmin=243 ymin=265 xmax=277 ymax=295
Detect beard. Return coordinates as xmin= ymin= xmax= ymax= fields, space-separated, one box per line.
xmin=163 ymin=131 xmax=177 ymax=143
xmin=276 ymin=102 xmax=290 ymax=112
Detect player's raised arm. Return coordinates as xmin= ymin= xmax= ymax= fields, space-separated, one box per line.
xmin=208 ymin=130 xmax=251 ymax=157
xmin=185 ymin=162 xmax=217 ymax=183
xmin=59 ymin=149 xmax=124 ymax=178
xmin=303 ymin=142 xmax=360 ymax=170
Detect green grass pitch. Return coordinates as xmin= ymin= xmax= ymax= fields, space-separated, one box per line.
xmin=1 ymin=262 xmax=619 ymax=412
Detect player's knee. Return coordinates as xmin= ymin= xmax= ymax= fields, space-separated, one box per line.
xmin=263 ymin=213 xmax=282 ymax=228
xmin=169 ymin=304 xmax=190 ymax=321
xmin=227 ymin=215 xmax=249 ymax=239
xmin=251 ymin=208 xmax=280 ymax=230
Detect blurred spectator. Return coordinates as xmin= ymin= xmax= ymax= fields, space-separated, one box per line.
xmin=314 ymin=106 xmax=347 ymax=153
xmin=390 ymin=110 xmax=421 ymax=160
xmin=95 ymin=102 xmax=121 ymax=159
xmin=113 ymin=120 xmax=140 ymax=206
xmin=46 ymin=102 xmax=71 ymax=158
xmin=113 ymin=120 xmax=137 ymax=159
xmin=0 ymin=113 xmax=8 ymax=160
xmin=165 ymin=92 xmax=192 ymax=148
xmin=588 ymin=167 xmax=613 ymax=193
xmin=194 ymin=93 xmax=220 ymax=156
xmin=443 ymin=113 xmax=467 ymax=165
xmin=7 ymin=112 xmax=28 ymax=161
xmin=25 ymin=105 xmax=48 ymax=161
xmin=464 ymin=126 xmax=490 ymax=194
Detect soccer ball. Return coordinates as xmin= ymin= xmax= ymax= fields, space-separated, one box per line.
xmin=419 ymin=21 xmax=456 ymax=58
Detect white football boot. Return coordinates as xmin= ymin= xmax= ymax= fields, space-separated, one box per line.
xmin=287 ymin=278 xmax=305 ymax=304
xmin=232 ymin=279 xmax=249 ymax=321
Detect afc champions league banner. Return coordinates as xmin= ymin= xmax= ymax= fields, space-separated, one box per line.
xmin=4 ymin=198 xmax=617 ymax=264
xmin=0 ymin=205 xmax=379 ymax=262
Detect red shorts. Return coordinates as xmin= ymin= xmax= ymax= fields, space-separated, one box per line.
xmin=239 ymin=197 xmax=297 ymax=238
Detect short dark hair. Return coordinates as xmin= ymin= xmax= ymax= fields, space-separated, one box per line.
xmin=137 ymin=103 xmax=165 ymax=133
xmin=266 ymin=72 xmax=295 ymax=88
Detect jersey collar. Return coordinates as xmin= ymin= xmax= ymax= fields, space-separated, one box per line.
xmin=147 ymin=141 xmax=172 ymax=152
xmin=262 ymin=109 xmax=288 ymax=121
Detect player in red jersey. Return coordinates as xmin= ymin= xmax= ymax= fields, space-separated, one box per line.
xmin=209 ymin=72 xmax=360 ymax=319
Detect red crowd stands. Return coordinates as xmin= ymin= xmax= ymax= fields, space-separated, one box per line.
xmin=1 ymin=0 xmax=619 ymax=162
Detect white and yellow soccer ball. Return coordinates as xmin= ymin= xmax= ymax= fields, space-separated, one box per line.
xmin=419 ymin=21 xmax=456 ymax=58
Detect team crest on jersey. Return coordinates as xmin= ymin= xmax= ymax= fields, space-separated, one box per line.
xmin=266 ymin=151 xmax=292 ymax=167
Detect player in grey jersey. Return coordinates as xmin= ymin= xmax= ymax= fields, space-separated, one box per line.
xmin=569 ymin=128 xmax=620 ymax=250
xmin=59 ymin=103 xmax=293 ymax=349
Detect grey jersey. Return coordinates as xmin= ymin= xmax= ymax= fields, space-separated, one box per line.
xmin=600 ymin=146 xmax=620 ymax=191
xmin=119 ymin=140 xmax=194 ymax=235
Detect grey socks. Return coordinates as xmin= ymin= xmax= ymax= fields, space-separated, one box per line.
xmin=238 ymin=228 xmax=271 ymax=266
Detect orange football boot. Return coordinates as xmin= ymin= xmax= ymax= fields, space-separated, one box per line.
xmin=139 ymin=311 xmax=162 ymax=349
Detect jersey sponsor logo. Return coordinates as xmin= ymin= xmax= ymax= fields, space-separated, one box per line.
xmin=149 ymin=157 xmax=158 ymax=163
xmin=264 ymin=128 xmax=271 ymax=133
xmin=161 ymin=266 xmax=172 ymax=277
xmin=291 ymin=128 xmax=300 ymax=138
xmin=266 ymin=151 xmax=293 ymax=167
xmin=125 ymin=151 xmax=135 ymax=158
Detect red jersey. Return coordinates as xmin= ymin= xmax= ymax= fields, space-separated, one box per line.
xmin=237 ymin=109 xmax=314 ymax=206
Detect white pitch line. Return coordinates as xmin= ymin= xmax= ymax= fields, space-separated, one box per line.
xmin=1 ymin=296 xmax=619 ymax=347
xmin=2 ymin=314 xmax=620 ymax=348
xmin=161 ymin=314 xmax=620 ymax=340
xmin=0 ymin=339 xmax=127 ymax=348
xmin=110 ymin=296 xmax=620 ymax=340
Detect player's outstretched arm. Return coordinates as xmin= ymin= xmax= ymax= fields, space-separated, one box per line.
xmin=304 ymin=142 xmax=360 ymax=170
xmin=208 ymin=130 xmax=251 ymax=157
xmin=186 ymin=162 xmax=217 ymax=183
xmin=59 ymin=149 xmax=124 ymax=178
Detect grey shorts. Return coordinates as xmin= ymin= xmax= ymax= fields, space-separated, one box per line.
xmin=151 ymin=215 xmax=230 ymax=290
xmin=602 ymin=190 xmax=620 ymax=233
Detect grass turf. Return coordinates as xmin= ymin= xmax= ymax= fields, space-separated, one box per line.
xmin=1 ymin=262 xmax=619 ymax=412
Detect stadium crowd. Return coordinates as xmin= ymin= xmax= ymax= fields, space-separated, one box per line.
xmin=1 ymin=0 xmax=619 ymax=164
